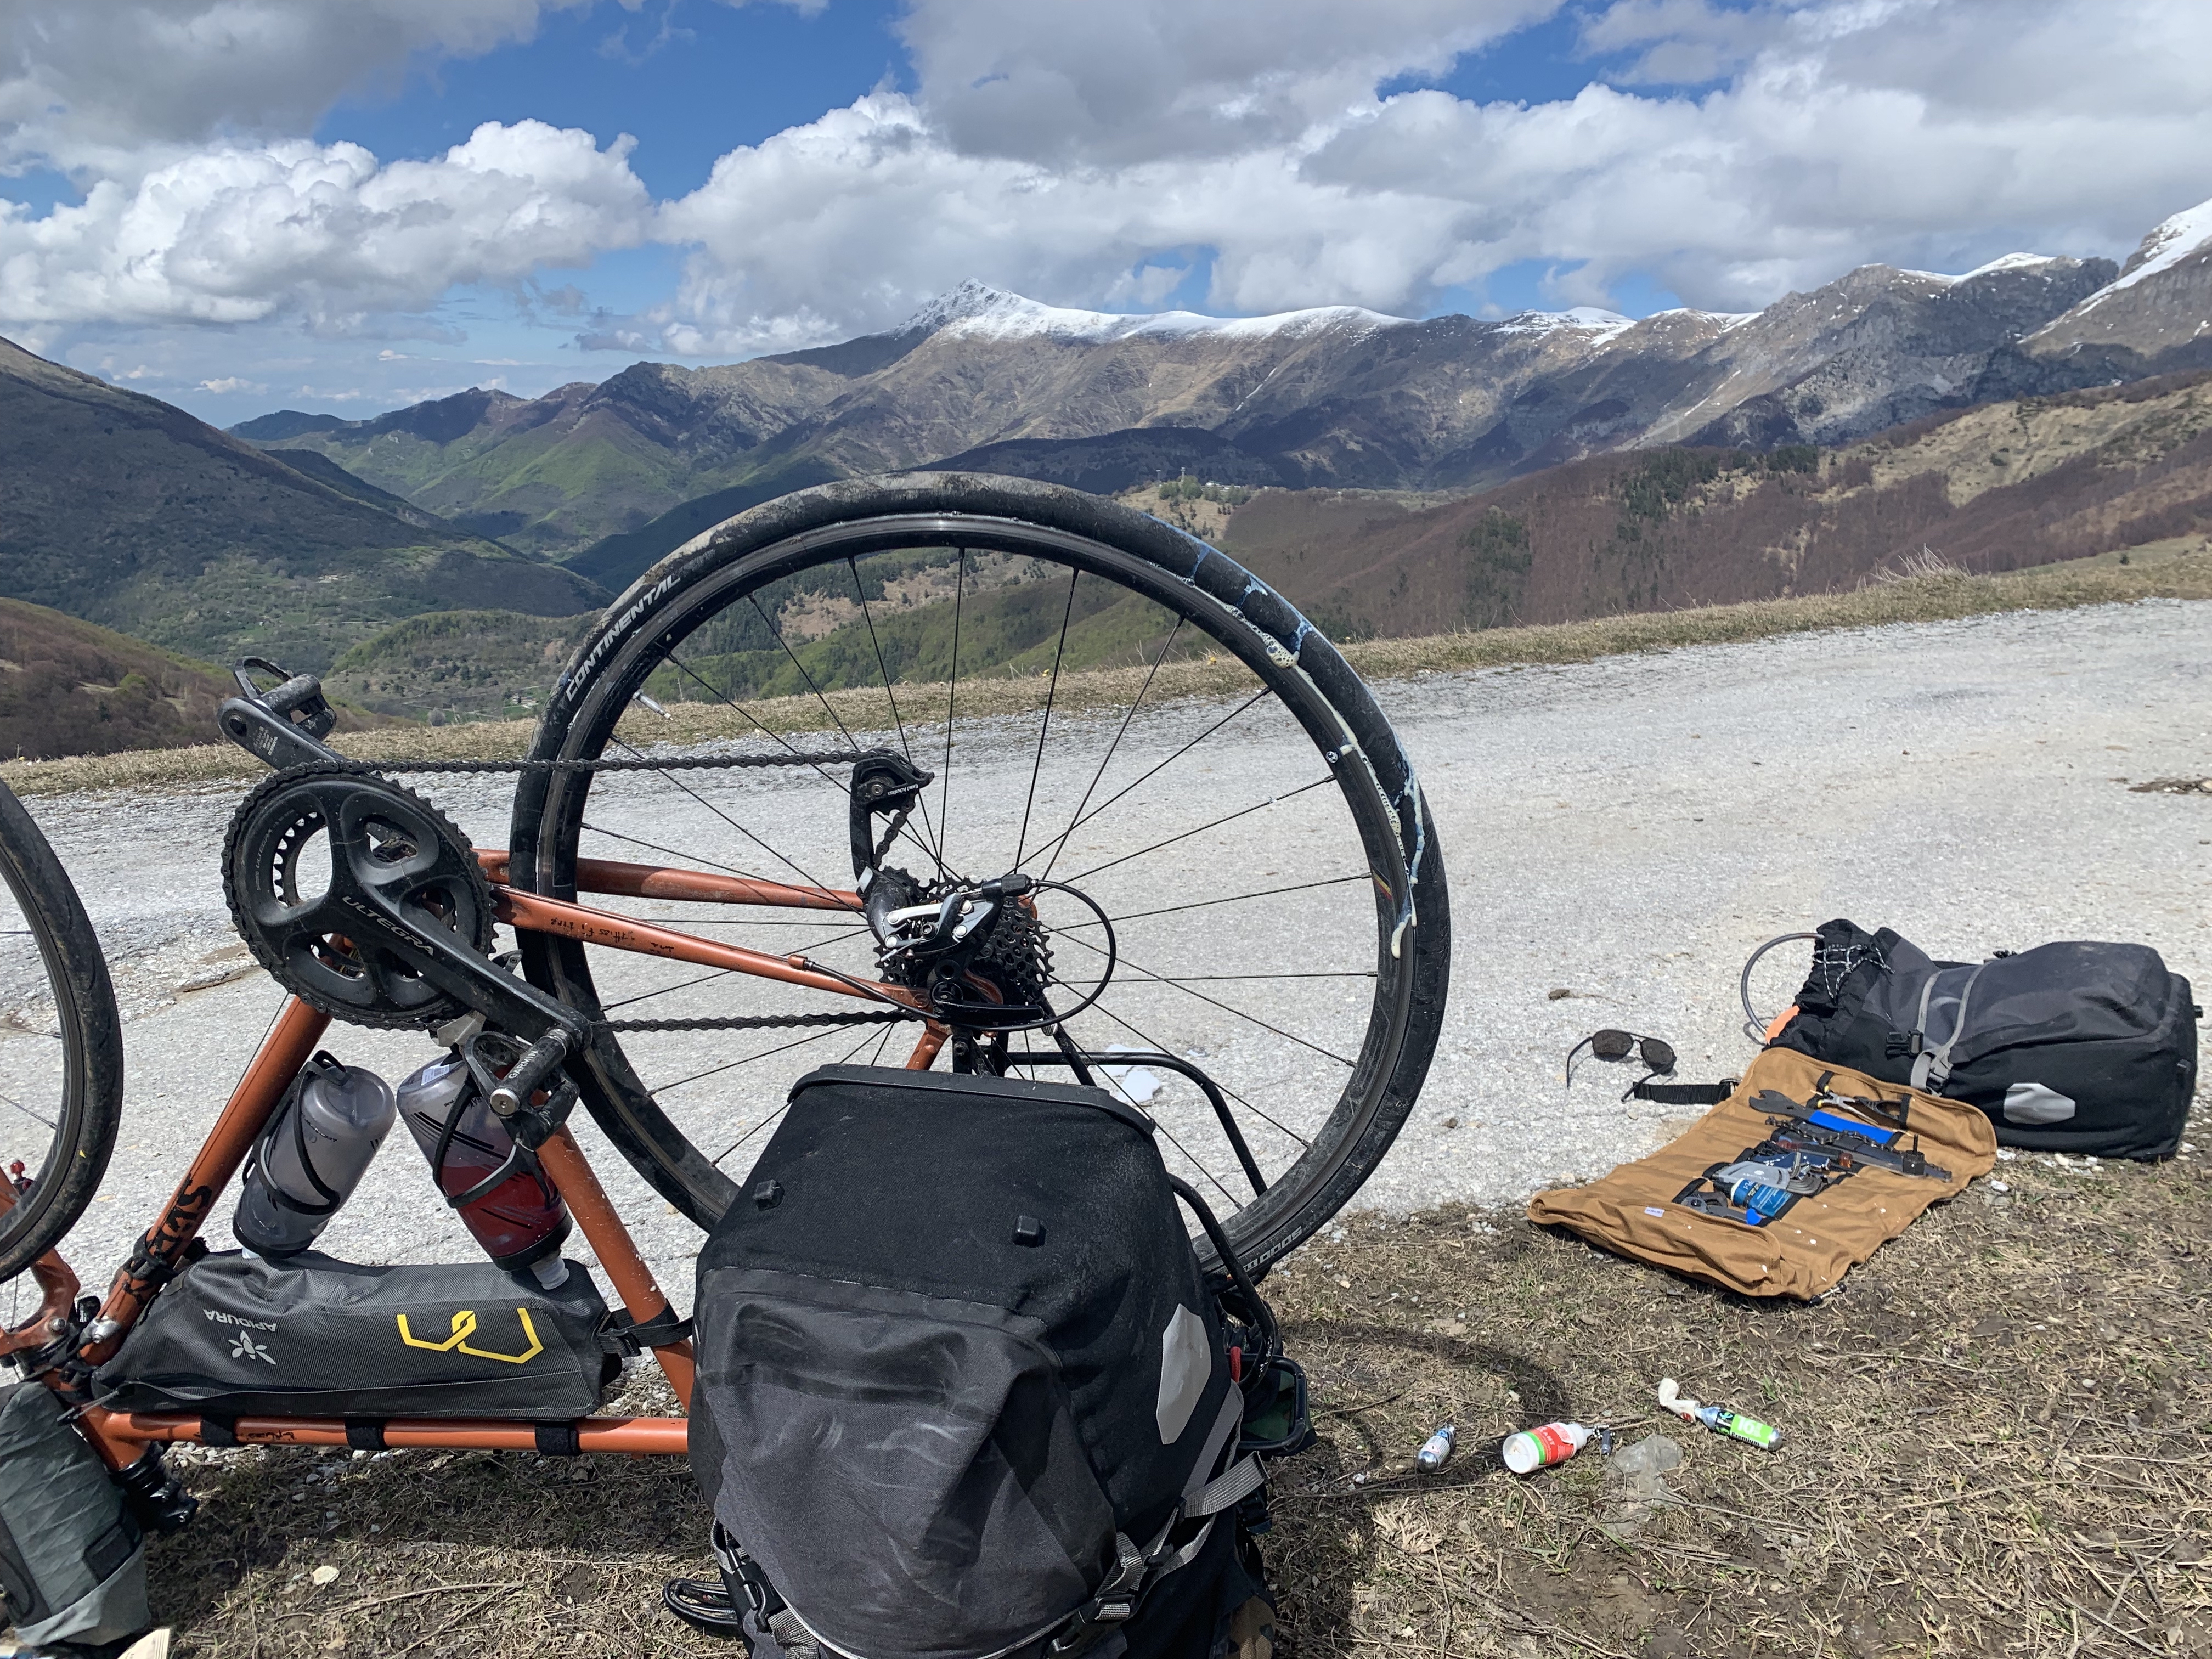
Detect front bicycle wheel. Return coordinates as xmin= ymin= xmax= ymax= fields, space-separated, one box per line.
xmin=0 ymin=778 xmax=125 ymax=1285
xmin=510 ymin=473 xmax=1448 ymax=1272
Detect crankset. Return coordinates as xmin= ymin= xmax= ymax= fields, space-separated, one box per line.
xmin=217 ymin=667 xmax=588 ymax=1094
xmin=222 ymin=762 xmax=585 ymax=1052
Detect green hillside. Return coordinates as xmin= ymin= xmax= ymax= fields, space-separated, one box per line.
xmin=0 ymin=336 xmax=608 ymax=673
xmin=325 ymin=609 xmax=600 ymax=724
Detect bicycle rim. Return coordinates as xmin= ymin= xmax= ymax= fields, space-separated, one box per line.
xmin=0 ymin=779 xmax=124 ymax=1286
xmin=510 ymin=474 xmax=1448 ymax=1271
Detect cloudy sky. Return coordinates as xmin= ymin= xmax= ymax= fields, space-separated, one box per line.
xmin=3 ymin=0 xmax=2208 ymax=424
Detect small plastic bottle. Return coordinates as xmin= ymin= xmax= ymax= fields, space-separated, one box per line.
xmin=1502 ymin=1421 xmax=1596 ymax=1475
xmin=397 ymin=1051 xmax=572 ymax=1282
xmin=233 ymin=1053 xmax=396 ymax=1257
xmin=1416 ymin=1425 xmax=1455 ymax=1470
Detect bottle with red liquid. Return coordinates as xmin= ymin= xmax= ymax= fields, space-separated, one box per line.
xmin=397 ymin=1050 xmax=572 ymax=1286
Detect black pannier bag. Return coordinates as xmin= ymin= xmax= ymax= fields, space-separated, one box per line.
xmin=1768 ymin=920 xmax=2200 ymax=1158
xmin=685 ymin=1065 xmax=1293 ymax=1659
xmin=94 ymin=1252 xmax=619 ymax=1421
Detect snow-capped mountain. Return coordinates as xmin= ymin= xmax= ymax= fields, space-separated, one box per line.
xmin=2024 ymin=198 xmax=2212 ymax=360
xmin=225 ymin=196 xmax=2212 ymax=584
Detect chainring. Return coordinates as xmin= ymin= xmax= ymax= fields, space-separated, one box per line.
xmin=222 ymin=764 xmax=497 ymax=1030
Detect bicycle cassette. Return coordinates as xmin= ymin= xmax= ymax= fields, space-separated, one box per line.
xmin=222 ymin=765 xmax=497 ymax=1029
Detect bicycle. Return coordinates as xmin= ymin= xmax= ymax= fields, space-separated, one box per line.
xmin=1 ymin=474 xmax=1447 ymax=1506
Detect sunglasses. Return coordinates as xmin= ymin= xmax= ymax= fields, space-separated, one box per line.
xmin=1565 ymin=1029 xmax=1678 ymax=1088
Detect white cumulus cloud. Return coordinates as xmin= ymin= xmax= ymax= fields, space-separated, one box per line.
xmin=0 ymin=121 xmax=652 ymax=328
xmin=0 ymin=1 xmax=590 ymax=173
xmin=640 ymin=0 xmax=2212 ymax=351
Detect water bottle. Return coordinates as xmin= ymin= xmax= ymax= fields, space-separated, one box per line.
xmin=397 ymin=1051 xmax=572 ymax=1281
xmin=1416 ymin=1425 xmax=1456 ymax=1470
xmin=233 ymin=1053 xmax=396 ymax=1257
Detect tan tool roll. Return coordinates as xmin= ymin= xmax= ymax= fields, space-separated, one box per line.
xmin=1527 ymin=1047 xmax=1996 ymax=1300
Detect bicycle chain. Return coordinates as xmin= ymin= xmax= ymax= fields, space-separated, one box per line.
xmin=601 ymin=1009 xmax=910 ymax=1033
xmin=253 ymin=748 xmax=921 ymax=1034
xmin=319 ymin=751 xmax=860 ymax=775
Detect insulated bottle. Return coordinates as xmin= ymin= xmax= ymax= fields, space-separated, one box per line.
xmin=233 ymin=1052 xmax=396 ymax=1257
xmin=397 ymin=1051 xmax=572 ymax=1280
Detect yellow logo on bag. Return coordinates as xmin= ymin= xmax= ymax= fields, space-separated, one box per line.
xmin=394 ymin=1307 xmax=545 ymax=1365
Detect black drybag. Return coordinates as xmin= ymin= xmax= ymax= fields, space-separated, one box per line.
xmin=0 ymin=1380 xmax=149 ymax=1648
xmin=684 ymin=1065 xmax=1294 ymax=1659
xmin=1768 ymin=920 xmax=2200 ymax=1158
xmin=94 ymin=1252 xmax=619 ymax=1423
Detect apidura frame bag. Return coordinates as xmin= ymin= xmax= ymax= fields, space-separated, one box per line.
xmin=1529 ymin=1048 xmax=1996 ymax=1300
xmin=94 ymin=1251 xmax=617 ymax=1421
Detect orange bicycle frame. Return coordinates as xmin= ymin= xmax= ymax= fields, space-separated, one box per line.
xmin=18 ymin=850 xmax=942 ymax=1464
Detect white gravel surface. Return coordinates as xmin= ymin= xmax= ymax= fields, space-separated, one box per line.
xmin=4 ymin=597 xmax=2205 ymax=1321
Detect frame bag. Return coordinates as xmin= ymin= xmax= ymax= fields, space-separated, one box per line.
xmin=683 ymin=1065 xmax=1300 ymax=1659
xmin=0 ymin=1380 xmax=150 ymax=1647
xmin=94 ymin=1252 xmax=619 ymax=1423
xmin=1767 ymin=920 xmax=2200 ymax=1158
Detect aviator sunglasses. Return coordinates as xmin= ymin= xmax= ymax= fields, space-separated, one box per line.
xmin=1564 ymin=1028 xmax=1678 ymax=1090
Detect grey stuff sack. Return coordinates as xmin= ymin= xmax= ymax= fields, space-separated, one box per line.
xmin=0 ymin=1380 xmax=149 ymax=1648
xmin=94 ymin=1251 xmax=617 ymax=1422
xmin=1771 ymin=920 xmax=2200 ymax=1158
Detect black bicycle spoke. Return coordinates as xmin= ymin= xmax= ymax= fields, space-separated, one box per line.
xmin=1025 ymin=686 xmax=1272 ymax=873
xmin=661 ymin=652 xmax=944 ymax=876
xmin=603 ymin=967 xmax=738 ymax=1013
xmin=848 ymin=554 xmax=943 ymax=868
xmin=938 ymin=550 xmax=966 ymax=863
xmin=748 ymin=592 xmax=864 ymax=756
xmin=578 ymin=819 xmax=784 ymax=890
xmin=607 ymin=733 xmax=837 ymax=894
xmin=1059 ymin=872 xmax=1372 ymax=931
xmin=659 ymin=1021 xmax=859 ymax=1105
xmin=0 ymin=1088 xmax=55 ymax=1132
xmin=1078 ymin=997 xmax=1312 ymax=1154
xmin=1056 ymin=924 xmax=1354 ymax=1071
xmin=1063 ymin=776 xmax=1334 ymax=887
xmin=1013 ymin=566 xmax=1081 ymax=868
xmin=1036 ymin=617 xmax=1184 ymax=884
xmin=1110 ymin=970 xmax=1376 ymax=983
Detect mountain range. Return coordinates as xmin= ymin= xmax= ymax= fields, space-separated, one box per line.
xmin=236 ymin=195 xmax=2212 ymax=599
xmin=0 ymin=337 xmax=606 ymax=674
xmin=0 ymin=194 xmax=2208 ymax=743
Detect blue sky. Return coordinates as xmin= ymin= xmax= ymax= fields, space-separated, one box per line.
xmin=2 ymin=0 xmax=2206 ymax=425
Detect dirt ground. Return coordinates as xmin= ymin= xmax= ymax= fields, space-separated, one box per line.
xmin=123 ymin=1113 xmax=2209 ymax=1659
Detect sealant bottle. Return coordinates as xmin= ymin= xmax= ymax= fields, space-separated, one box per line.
xmin=397 ymin=1051 xmax=572 ymax=1285
xmin=1502 ymin=1421 xmax=1597 ymax=1475
xmin=1692 ymin=1404 xmax=1782 ymax=1449
xmin=233 ymin=1053 xmax=396 ymax=1257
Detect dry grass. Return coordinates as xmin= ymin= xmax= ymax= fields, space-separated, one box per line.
xmin=5 ymin=544 xmax=2205 ymax=800
xmin=136 ymin=1113 xmax=2209 ymax=1657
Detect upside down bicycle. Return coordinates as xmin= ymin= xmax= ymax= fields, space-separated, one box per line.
xmin=0 ymin=475 xmax=1447 ymax=1530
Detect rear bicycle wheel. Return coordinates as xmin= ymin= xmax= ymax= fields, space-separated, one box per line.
xmin=0 ymin=778 xmax=124 ymax=1285
xmin=509 ymin=474 xmax=1448 ymax=1271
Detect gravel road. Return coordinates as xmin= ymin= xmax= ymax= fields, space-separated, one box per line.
xmin=6 ymin=597 xmax=2205 ymax=1322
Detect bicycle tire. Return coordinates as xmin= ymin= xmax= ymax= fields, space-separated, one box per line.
xmin=509 ymin=473 xmax=1449 ymax=1272
xmin=0 ymin=777 xmax=125 ymax=1285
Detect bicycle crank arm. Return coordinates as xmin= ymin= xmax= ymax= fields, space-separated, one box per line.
xmin=337 ymin=873 xmax=589 ymax=1048
xmin=218 ymin=658 xmax=346 ymax=772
